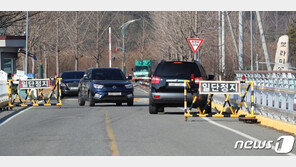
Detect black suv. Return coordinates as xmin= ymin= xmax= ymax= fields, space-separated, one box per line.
xmin=61 ymin=71 xmax=85 ymax=98
xmin=149 ymin=60 xmax=214 ymax=114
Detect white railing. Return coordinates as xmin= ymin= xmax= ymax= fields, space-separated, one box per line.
xmin=233 ymin=71 xmax=296 ymax=124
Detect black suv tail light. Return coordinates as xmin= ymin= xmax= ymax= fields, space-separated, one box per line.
xmin=191 ymin=74 xmax=202 ymax=84
xmin=151 ymin=76 xmax=161 ymax=84
xmin=173 ymin=61 xmax=183 ymax=64
xmin=194 ymin=77 xmax=203 ymax=84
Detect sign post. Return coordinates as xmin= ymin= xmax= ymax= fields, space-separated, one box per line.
xmin=109 ymin=27 xmax=112 ymax=68
xmin=187 ymin=38 xmax=204 ymax=61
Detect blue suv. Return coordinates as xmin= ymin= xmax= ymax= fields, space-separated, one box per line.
xmin=78 ymin=68 xmax=134 ymax=106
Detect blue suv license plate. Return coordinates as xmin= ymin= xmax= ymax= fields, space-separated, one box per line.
xmin=108 ymin=92 xmax=122 ymax=96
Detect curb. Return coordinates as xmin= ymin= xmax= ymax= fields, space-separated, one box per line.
xmin=212 ymin=101 xmax=296 ymax=135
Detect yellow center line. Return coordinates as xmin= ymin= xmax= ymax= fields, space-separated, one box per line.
xmin=134 ymin=98 xmax=149 ymax=103
xmin=104 ymin=110 xmax=120 ymax=156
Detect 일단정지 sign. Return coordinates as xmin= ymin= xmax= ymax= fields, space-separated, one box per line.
xmin=199 ymin=81 xmax=240 ymax=94
xmin=19 ymin=79 xmax=51 ymax=89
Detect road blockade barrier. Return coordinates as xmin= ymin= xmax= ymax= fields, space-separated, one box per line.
xmin=183 ymin=78 xmax=256 ymax=122
xmin=7 ymin=77 xmax=62 ymax=108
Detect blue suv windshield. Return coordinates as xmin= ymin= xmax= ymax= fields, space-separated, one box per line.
xmin=92 ymin=69 xmax=126 ymax=80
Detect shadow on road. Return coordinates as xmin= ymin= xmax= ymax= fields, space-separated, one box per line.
xmin=92 ymin=104 xmax=149 ymax=107
xmin=160 ymin=112 xmax=243 ymax=123
xmin=188 ymin=118 xmax=242 ymax=123
xmin=61 ymin=95 xmax=78 ymax=100
xmin=0 ymin=107 xmax=30 ymax=125
xmin=163 ymin=112 xmax=185 ymax=115
xmin=55 ymin=104 xmax=149 ymax=109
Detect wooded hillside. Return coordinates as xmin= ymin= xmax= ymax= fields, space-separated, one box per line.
xmin=1 ymin=11 xmax=295 ymax=78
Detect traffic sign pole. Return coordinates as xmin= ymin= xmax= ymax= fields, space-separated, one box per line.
xmin=109 ymin=27 xmax=112 ymax=68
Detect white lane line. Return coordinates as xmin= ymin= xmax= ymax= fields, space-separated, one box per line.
xmin=135 ymin=87 xmax=149 ymax=94
xmin=0 ymin=107 xmax=32 ymax=128
xmin=203 ymin=117 xmax=296 ymax=156
xmin=178 ymin=108 xmax=295 ymax=156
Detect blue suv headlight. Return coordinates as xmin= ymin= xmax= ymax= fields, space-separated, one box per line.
xmin=61 ymin=82 xmax=66 ymax=87
xmin=125 ymin=83 xmax=133 ymax=89
xmin=93 ymin=84 xmax=104 ymax=89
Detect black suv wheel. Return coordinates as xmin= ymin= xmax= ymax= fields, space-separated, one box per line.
xmin=149 ymin=102 xmax=159 ymax=114
xmin=78 ymin=91 xmax=85 ymax=106
xmin=127 ymin=98 xmax=134 ymax=106
xmin=89 ymin=92 xmax=95 ymax=106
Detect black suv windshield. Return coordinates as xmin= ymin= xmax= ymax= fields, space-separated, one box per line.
xmin=62 ymin=71 xmax=84 ymax=79
xmin=154 ymin=62 xmax=201 ymax=78
xmin=92 ymin=69 xmax=126 ymax=80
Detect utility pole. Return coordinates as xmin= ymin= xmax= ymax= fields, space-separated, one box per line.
xmin=75 ymin=11 xmax=79 ymax=71
xmin=109 ymin=27 xmax=112 ymax=67
xmin=218 ymin=11 xmax=222 ymax=80
xmin=25 ymin=11 xmax=29 ymax=74
xmin=44 ymin=51 xmax=48 ymax=78
xmin=56 ymin=15 xmax=60 ymax=75
xmin=39 ymin=45 xmax=43 ymax=79
xmin=256 ymin=11 xmax=271 ymax=71
xmin=221 ymin=11 xmax=225 ymax=75
xmin=96 ymin=12 xmax=100 ymax=68
xmin=122 ymin=33 xmax=125 ymax=73
xmin=256 ymin=54 xmax=259 ymax=70
xmin=226 ymin=12 xmax=239 ymax=63
xmin=32 ymin=55 xmax=34 ymax=74
xmin=238 ymin=11 xmax=244 ymax=70
xmin=120 ymin=19 xmax=140 ymax=76
xmin=194 ymin=11 xmax=198 ymax=61
xmin=250 ymin=11 xmax=253 ymax=71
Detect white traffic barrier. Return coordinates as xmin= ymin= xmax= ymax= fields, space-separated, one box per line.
xmin=0 ymin=70 xmax=8 ymax=109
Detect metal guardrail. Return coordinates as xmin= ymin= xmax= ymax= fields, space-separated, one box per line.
xmin=212 ymin=71 xmax=296 ymax=124
xmin=235 ymin=71 xmax=296 ymax=90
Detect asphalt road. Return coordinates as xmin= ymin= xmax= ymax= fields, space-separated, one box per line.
xmin=0 ymin=85 xmax=295 ymax=156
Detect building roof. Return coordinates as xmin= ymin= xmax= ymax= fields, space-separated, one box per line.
xmin=0 ymin=35 xmax=26 ymax=48
xmin=0 ymin=35 xmax=26 ymax=40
